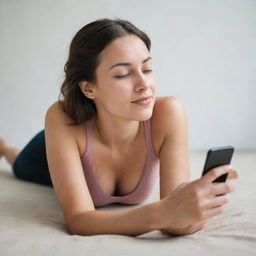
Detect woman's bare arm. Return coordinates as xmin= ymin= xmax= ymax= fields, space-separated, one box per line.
xmin=152 ymin=97 xmax=235 ymax=235
xmin=69 ymin=201 xmax=161 ymax=236
xmin=155 ymin=96 xmax=190 ymax=200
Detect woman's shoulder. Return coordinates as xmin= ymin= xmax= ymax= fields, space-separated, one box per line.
xmin=150 ymin=96 xmax=187 ymax=156
xmin=45 ymin=101 xmax=83 ymax=139
xmin=151 ymin=96 xmax=185 ymax=125
xmin=152 ymin=96 xmax=185 ymax=117
xmin=46 ymin=100 xmax=74 ymax=124
xmin=45 ymin=101 xmax=88 ymax=157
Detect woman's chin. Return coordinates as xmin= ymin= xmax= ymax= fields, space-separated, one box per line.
xmin=132 ymin=111 xmax=153 ymax=122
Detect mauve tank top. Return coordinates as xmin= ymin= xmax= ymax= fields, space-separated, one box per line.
xmin=80 ymin=118 xmax=160 ymax=207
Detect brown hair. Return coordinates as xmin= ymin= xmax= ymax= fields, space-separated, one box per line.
xmin=58 ymin=18 xmax=151 ymax=125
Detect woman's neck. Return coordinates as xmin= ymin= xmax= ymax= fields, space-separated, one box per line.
xmin=92 ymin=116 xmax=142 ymax=153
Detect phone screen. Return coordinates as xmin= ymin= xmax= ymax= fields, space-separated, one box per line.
xmin=202 ymin=146 xmax=234 ymax=183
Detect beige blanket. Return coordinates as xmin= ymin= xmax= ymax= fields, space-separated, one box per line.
xmin=0 ymin=151 xmax=255 ymax=256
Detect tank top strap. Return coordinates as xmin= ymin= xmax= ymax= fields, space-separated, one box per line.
xmin=143 ymin=119 xmax=159 ymax=159
xmin=83 ymin=118 xmax=94 ymax=158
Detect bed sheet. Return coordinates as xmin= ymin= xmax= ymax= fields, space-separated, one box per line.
xmin=0 ymin=151 xmax=255 ymax=256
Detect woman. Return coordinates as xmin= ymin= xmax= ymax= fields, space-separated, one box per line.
xmin=0 ymin=18 xmax=237 ymax=237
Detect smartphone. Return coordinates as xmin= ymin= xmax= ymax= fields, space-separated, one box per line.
xmin=201 ymin=146 xmax=234 ymax=183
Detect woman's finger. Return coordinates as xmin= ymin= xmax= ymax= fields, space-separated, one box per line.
xmin=206 ymin=182 xmax=235 ymax=197
xmin=203 ymin=195 xmax=229 ymax=209
xmin=202 ymin=206 xmax=224 ymax=220
xmin=200 ymin=165 xmax=233 ymax=184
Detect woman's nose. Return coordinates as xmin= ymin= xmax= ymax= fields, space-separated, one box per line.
xmin=135 ymin=73 xmax=151 ymax=91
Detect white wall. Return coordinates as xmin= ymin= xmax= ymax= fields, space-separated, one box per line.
xmin=0 ymin=0 xmax=255 ymax=150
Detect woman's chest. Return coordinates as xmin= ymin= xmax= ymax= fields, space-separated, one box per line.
xmin=92 ymin=140 xmax=148 ymax=196
xmin=75 ymin=120 xmax=163 ymax=196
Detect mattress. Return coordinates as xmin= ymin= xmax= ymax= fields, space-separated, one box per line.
xmin=0 ymin=151 xmax=255 ymax=256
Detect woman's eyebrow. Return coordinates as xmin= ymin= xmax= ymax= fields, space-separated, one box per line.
xmin=108 ymin=56 xmax=152 ymax=71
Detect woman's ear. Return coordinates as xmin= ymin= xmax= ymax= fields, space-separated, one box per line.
xmin=79 ymin=81 xmax=95 ymax=99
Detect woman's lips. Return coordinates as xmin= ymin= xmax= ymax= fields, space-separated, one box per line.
xmin=131 ymin=97 xmax=152 ymax=105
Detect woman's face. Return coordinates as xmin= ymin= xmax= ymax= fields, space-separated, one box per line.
xmin=85 ymin=34 xmax=157 ymax=121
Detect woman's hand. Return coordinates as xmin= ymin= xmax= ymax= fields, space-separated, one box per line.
xmin=158 ymin=165 xmax=236 ymax=235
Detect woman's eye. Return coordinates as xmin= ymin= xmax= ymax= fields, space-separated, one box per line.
xmin=114 ymin=70 xmax=152 ymax=79
xmin=114 ymin=73 xmax=130 ymax=79
xmin=143 ymin=69 xmax=152 ymax=74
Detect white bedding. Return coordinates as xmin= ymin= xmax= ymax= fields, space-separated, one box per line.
xmin=0 ymin=151 xmax=255 ymax=256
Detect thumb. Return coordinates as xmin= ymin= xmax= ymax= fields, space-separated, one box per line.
xmin=201 ymin=165 xmax=233 ymax=184
xmin=227 ymin=169 xmax=238 ymax=179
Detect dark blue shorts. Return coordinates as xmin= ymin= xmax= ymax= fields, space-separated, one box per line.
xmin=12 ymin=130 xmax=53 ymax=187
